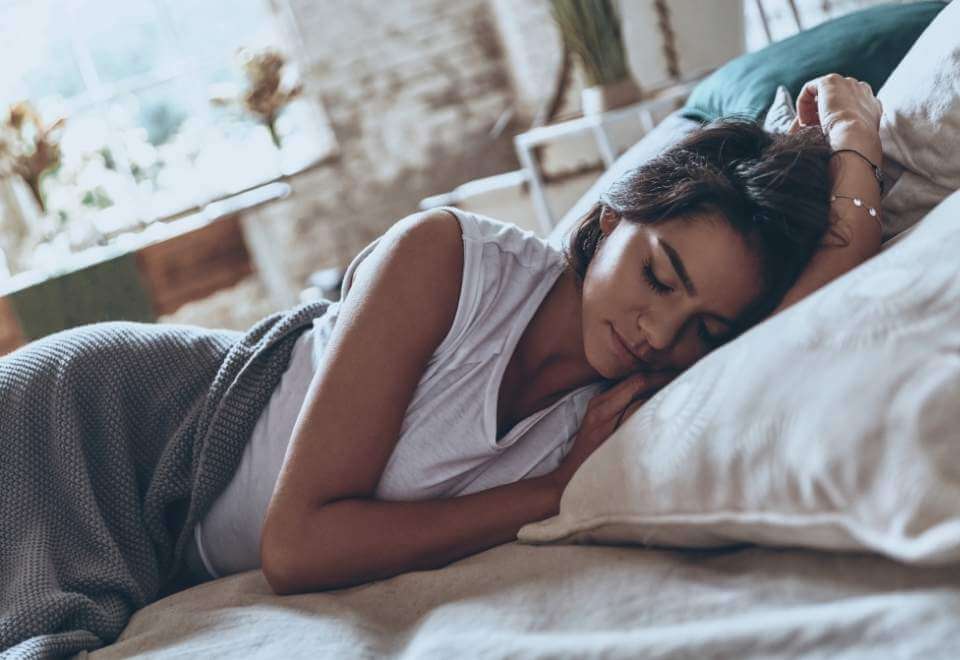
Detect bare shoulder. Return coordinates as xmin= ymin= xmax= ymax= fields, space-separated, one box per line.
xmin=380 ymin=207 xmax=462 ymax=251
xmin=399 ymin=207 xmax=463 ymax=263
xmin=345 ymin=207 xmax=463 ymax=302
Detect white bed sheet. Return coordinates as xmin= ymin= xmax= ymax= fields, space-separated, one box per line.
xmin=89 ymin=541 xmax=960 ymax=658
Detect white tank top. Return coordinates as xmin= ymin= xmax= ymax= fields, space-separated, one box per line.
xmin=194 ymin=206 xmax=607 ymax=578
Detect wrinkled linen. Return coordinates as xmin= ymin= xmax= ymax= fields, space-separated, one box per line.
xmin=89 ymin=542 xmax=960 ymax=659
xmin=877 ymin=0 xmax=960 ymax=235
xmin=0 ymin=300 xmax=331 ymax=659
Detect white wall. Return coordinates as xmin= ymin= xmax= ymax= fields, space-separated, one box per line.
xmin=621 ymin=0 xmax=746 ymax=91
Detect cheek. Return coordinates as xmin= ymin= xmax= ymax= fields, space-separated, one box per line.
xmin=580 ymin=262 xmax=609 ymax=321
xmin=579 ymin=277 xmax=620 ymax=377
xmin=583 ymin=248 xmax=632 ymax=305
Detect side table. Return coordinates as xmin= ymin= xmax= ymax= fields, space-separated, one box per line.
xmin=514 ymin=78 xmax=703 ymax=235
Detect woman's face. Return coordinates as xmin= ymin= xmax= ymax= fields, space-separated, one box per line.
xmin=581 ymin=206 xmax=765 ymax=379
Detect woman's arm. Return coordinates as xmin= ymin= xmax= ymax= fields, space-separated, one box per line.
xmin=269 ymin=474 xmax=561 ymax=595
xmin=768 ymin=74 xmax=884 ymax=317
xmin=261 ymin=208 xmax=468 ymax=595
xmin=770 ymin=148 xmax=882 ymax=315
xmin=274 ymin=371 xmax=674 ymax=594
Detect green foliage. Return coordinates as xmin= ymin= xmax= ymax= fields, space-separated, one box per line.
xmin=549 ymin=0 xmax=630 ymax=86
xmin=98 ymin=147 xmax=117 ymax=171
xmin=81 ymin=186 xmax=113 ymax=209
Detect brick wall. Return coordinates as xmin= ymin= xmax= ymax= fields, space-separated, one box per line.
xmin=241 ymin=0 xmax=523 ymax=303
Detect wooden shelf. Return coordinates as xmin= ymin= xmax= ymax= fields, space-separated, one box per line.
xmin=135 ymin=213 xmax=253 ymax=316
xmin=0 ymin=296 xmax=25 ymax=356
xmin=0 ymin=199 xmax=276 ymax=358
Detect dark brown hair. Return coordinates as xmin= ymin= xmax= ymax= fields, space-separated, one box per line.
xmin=564 ymin=117 xmax=841 ymax=337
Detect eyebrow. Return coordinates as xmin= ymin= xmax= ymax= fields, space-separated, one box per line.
xmin=658 ymin=237 xmax=735 ymax=328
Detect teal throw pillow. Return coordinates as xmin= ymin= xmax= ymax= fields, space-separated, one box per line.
xmin=681 ymin=1 xmax=947 ymax=123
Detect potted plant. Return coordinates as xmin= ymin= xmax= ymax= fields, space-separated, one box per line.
xmin=549 ymin=0 xmax=641 ymax=115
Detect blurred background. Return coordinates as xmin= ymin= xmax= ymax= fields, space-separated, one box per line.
xmin=0 ymin=0 xmax=906 ymax=353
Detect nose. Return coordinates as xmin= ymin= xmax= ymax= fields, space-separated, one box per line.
xmin=640 ymin=304 xmax=687 ymax=352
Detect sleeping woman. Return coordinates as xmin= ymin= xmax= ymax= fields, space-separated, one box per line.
xmin=248 ymin=73 xmax=885 ymax=595
xmin=0 ymin=73 xmax=883 ymax=655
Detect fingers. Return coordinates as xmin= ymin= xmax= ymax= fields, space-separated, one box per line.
xmin=787 ymin=115 xmax=801 ymax=135
xmin=617 ymin=370 xmax=679 ymax=427
xmin=638 ymin=368 xmax=680 ymax=392
xmin=617 ymin=397 xmax=648 ymax=427
xmin=796 ymin=73 xmax=879 ymax=133
xmin=590 ymin=373 xmax=649 ymax=418
xmin=592 ymin=369 xmax=678 ymax=419
xmin=796 ymin=77 xmax=821 ymax=127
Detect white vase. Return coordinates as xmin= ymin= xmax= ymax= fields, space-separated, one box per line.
xmin=0 ymin=177 xmax=44 ymax=274
xmin=580 ymin=77 xmax=643 ymax=116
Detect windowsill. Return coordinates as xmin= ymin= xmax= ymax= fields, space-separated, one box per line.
xmin=0 ymin=148 xmax=338 ymax=298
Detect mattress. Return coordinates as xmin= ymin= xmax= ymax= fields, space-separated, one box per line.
xmin=89 ymin=540 xmax=960 ymax=658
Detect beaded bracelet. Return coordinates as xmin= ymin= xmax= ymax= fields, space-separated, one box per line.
xmin=829 ymin=148 xmax=884 ymax=194
xmin=830 ymin=193 xmax=883 ymax=233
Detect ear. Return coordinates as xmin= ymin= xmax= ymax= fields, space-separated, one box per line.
xmin=599 ymin=205 xmax=620 ymax=236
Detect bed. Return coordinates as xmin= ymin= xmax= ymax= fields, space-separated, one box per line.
xmin=89 ymin=543 xmax=959 ymax=658
xmin=84 ymin=3 xmax=960 ymax=658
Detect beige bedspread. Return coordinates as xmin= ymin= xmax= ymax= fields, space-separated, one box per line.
xmin=87 ymin=541 xmax=960 ymax=658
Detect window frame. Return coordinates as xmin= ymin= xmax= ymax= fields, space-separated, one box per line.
xmin=2 ymin=0 xmax=337 ymax=262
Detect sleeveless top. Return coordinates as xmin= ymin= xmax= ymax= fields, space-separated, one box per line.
xmin=194 ymin=206 xmax=607 ymax=578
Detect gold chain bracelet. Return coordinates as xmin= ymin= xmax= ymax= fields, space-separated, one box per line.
xmin=830 ymin=193 xmax=883 ymax=233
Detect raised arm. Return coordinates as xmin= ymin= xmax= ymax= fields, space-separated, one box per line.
xmin=769 ymin=74 xmax=884 ymax=317
xmin=259 ymin=208 xmax=561 ymax=595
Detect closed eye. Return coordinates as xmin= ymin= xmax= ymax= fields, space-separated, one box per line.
xmin=642 ymin=257 xmax=672 ymax=295
xmin=645 ymin=256 xmax=727 ymax=348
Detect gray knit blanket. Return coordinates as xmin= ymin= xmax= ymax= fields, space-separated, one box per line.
xmin=0 ymin=299 xmax=332 ymax=659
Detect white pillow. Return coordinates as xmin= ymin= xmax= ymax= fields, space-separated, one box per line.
xmin=518 ymin=188 xmax=960 ymax=566
xmin=877 ymin=0 xmax=960 ymax=237
xmin=762 ymin=85 xmax=796 ymax=134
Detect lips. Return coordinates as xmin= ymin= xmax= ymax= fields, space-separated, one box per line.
xmin=610 ymin=324 xmax=644 ymax=367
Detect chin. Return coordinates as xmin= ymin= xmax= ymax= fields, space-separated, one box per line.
xmin=584 ymin=319 xmax=628 ymax=380
xmin=586 ymin=338 xmax=624 ymax=380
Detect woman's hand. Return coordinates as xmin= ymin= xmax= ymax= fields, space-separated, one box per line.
xmin=789 ymin=73 xmax=883 ymax=164
xmin=546 ymin=369 xmax=678 ymax=498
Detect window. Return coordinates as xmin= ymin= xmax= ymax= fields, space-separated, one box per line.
xmin=1 ymin=0 xmax=335 ymax=273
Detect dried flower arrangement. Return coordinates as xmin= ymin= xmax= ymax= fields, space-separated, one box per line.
xmin=210 ymin=47 xmax=303 ymax=149
xmin=0 ymin=101 xmax=66 ymax=214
